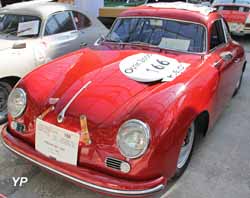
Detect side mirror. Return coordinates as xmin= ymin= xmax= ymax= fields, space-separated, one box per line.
xmin=94 ymin=35 xmax=105 ymax=46
xmin=12 ymin=42 xmax=26 ymax=49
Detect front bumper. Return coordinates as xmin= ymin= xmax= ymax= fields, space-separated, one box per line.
xmin=1 ymin=126 xmax=165 ymax=197
xmin=228 ymin=22 xmax=250 ymax=35
xmin=231 ymin=29 xmax=250 ymax=36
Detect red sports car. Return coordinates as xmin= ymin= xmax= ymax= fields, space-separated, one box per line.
xmin=1 ymin=2 xmax=246 ymax=197
xmin=213 ymin=0 xmax=250 ymax=35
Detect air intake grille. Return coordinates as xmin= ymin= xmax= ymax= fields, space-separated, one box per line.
xmin=105 ymin=157 xmax=122 ymax=171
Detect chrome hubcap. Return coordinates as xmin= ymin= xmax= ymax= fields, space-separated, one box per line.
xmin=177 ymin=122 xmax=195 ymax=169
xmin=236 ymin=78 xmax=241 ymax=89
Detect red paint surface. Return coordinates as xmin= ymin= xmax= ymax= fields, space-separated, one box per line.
xmin=1 ymin=5 xmax=246 ymax=197
xmin=214 ymin=4 xmax=250 ymax=24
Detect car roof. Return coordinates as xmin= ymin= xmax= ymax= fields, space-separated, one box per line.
xmin=0 ymin=1 xmax=80 ymax=19
xmin=213 ymin=3 xmax=250 ymax=7
xmin=119 ymin=2 xmax=219 ymax=26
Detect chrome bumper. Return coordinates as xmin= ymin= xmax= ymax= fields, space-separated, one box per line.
xmin=2 ymin=139 xmax=164 ymax=197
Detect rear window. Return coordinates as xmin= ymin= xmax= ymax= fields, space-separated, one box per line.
xmin=215 ymin=5 xmax=250 ymax=12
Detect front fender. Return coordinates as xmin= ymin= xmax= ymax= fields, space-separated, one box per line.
xmin=125 ymin=65 xmax=219 ymax=179
xmin=0 ymin=48 xmax=37 ymax=79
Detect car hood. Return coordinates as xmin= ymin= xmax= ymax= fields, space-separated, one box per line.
xmin=20 ymin=46 xmax=203 ymax=128
xmin=0 ymin=35 xmax=31 ymax=51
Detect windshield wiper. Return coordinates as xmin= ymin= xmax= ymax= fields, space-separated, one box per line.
xmin=104 ymin=37 xmax=124 ymax=44
xmin=104 ymin=38 xmax=159 ymax=50
xmin=129 ymin=41 xmax=157 ymax=48
xmin=3 ymin=27 xmax=32 ymax=37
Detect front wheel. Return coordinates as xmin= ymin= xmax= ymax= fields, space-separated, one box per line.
xmin=173 ymin=122 xmax=196 ymax=179
xmin=0 ymin=81 xmax=12 ymax=124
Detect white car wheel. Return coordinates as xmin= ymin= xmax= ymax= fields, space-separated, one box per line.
xmin=173 ymin=121 xmax=196 ymax=179
xmin=177 ymin=122 xmax=195 ymax=169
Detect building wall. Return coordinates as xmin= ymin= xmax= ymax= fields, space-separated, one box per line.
xmin=74 ymin=0 xmax=104 ymax=17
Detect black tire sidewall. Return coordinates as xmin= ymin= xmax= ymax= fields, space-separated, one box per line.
xmin=0 ymin=81 xmax=12 ymax=124
xmin=233 ymin=71 xmax=243 ymax=97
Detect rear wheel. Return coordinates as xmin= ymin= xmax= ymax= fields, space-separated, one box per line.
xmin=0 ymin=81 xmax=12 ymax=124
xmin=173 ymin=122 xmax=196 ymax=179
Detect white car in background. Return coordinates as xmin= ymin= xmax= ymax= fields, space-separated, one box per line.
xmin=0 ymin=1 xmax=108 ymax=123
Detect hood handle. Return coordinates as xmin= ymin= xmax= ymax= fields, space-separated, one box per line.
xmin=57 ymin=81 xmax=92 ymax=123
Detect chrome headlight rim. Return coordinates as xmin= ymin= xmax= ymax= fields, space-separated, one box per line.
xmin=8 ymin=88 xmax=27 ymax=118
xmin=117 ymin=119 xmax=151 ymax=159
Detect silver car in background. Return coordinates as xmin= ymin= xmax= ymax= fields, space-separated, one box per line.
xmin=0 ymin=0 xmax=108 ymax=123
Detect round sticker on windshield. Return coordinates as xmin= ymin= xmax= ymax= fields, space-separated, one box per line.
xmin=119 ymin=53 xmax=188 ymax=82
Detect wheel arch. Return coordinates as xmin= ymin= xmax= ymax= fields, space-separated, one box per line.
xmin=195 ymin=110 xmax=210 ymax=137
xmin=243 ymin=61 xmax=247 ymax=73
xmin=0 ymin=76 xmax=21 ymax=87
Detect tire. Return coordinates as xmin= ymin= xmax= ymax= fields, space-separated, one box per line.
xmin=233 ymin=70 xmax=243 ymax=97
xmin=0 ymin=81 xmax=12 ymax=124
xmin=173 ymin=121 xmax=196 ymax=179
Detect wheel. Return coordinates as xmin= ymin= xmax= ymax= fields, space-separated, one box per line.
xmin=233 ymin=70 xmax=243 ymax=97
xmin=0 ymin=81 xmax=12 ymax=124
xmin=173 ymin=122 xmax=196 ymax=179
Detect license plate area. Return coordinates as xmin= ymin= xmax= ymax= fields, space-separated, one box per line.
xmin=35 ymin=118 xmax=80 ymax=166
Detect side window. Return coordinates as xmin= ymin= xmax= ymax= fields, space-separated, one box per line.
xmin=72 ymin=11 xmax=91 ymax=30
xmin=210 ymin=20 xmax=226 ymax=50
xmin=44 ymin=11 xmax=75 ymax=36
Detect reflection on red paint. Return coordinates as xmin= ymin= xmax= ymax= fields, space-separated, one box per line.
xmin=0 ymin=194 xmax=6 ymax=198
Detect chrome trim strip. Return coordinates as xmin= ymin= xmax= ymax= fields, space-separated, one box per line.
xmin=2 ymin=139 xmax=164 ymax=196
xmin=57 ymin=81 xmax=92 ymax=123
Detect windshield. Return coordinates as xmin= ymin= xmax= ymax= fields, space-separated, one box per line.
xmin=0 ymin=14 xmax=41 ymax=37
xmin=106 ymin=17 xmax=206 ymax=53
xmin=213 ymin=0 xmax=250 ymax=4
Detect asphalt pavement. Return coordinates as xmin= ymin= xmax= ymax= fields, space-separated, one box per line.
xmin=0 ymin=37 xmax=250 ymax=198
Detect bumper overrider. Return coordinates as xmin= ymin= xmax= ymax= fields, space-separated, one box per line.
xmin=1 ymin=126 xmax=165 ymax=197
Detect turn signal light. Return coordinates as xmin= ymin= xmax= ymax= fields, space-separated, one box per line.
xmin=11 ymin=121 xmax=26 ymax=133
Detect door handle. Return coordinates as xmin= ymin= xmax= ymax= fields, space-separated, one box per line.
xmin=213 ymin=59 xmax=223 ymax=68
xmin=70 ymin=31 xmax=78 ymax=35
xmin=234 ymin=58 xmax=241 ymax=63
xmin=80 ymin=42 xmax=87 ymax=47
xmin=220 ymin=51 xmax=233 ymax=61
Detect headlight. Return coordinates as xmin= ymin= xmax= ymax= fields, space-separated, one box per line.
xmin=7 ymin=88 xmax=27 ymax=118
xmin=117 ymin=119 xmax=150 ymax=159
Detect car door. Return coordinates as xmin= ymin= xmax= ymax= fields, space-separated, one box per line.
xmin=71 ymin=11 xmax=98 ymax=47
xmin=210 ymin=19 xmax=240 ymax=117
xmin=42 ymin=11 xmax=79 ymax=59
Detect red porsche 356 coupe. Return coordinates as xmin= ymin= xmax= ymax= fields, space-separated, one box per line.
xmin=1 ymin=2 xmax=246 ymax=197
